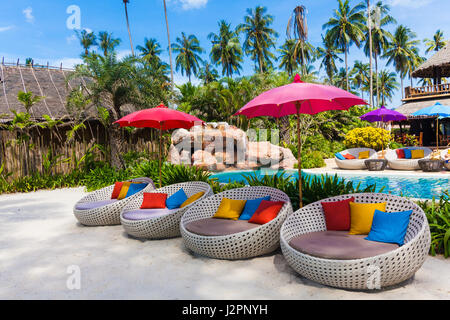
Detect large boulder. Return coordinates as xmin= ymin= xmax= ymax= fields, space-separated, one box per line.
xmin=192 ymin=150 xmax=217 ymax=171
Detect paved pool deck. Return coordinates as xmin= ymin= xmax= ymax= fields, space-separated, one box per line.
xmin=0 ymin=187 xmax=449 ymax=300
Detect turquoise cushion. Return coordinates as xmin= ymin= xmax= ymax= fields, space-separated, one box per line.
xmin=166 ymin=188 xmax=188 ymax=209
xmin=238 ymin=196 xmax=270 ymax=220
xmin=365 ymin=209 xmax=413 ymax=246
xmin=125 ymin=183 xmax=148 ymax=198
xmin=335 ymin=152 xmax=346 ymax=160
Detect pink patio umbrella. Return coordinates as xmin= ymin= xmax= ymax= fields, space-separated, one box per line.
xmin=115 ymin=103 xmax=204 ymax=187
xmin=234 ymin=74 xmax=368 ymax=207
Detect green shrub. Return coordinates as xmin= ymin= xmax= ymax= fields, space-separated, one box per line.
xmin=417 ymin=191 xmax=450 ymax=258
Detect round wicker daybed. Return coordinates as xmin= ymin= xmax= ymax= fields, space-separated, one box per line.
xmin=385 ymin=147 xmax=432 ymax=170
xmin=441 ymin=148 xmax=450 ymax=170
xmin=120 ymin=181 xmax=213 ymax=239
xmin=180 ymin=186 xmax=293 ymax=260
xmin=334 ymin=148 xmax=378 ymax=170
xmin=73 ymin=177 xmax=155 ymax=226
xmin=280 ymin=193 xmax=431 ymax=290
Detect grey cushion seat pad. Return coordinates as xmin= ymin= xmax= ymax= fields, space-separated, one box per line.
xmin=185 ymin=218 xmax=260 ymax=236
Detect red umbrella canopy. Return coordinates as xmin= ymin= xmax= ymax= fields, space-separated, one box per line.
xmin=234 ymin=74 xmax=368 ymax=118
xmin=115 ymin=103 xmax=203 ymax=130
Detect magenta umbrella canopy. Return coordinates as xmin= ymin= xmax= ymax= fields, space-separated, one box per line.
xmin=234 ymin=74 xmax=368 ymax=208
xmin=234 ymin=74 xmax=367 ymax=118
xmin=360 ymin=105 xmax=407 ymax=123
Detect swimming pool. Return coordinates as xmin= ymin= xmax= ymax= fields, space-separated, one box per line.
xmin=210 ymin=169 xmax=450 ymax=199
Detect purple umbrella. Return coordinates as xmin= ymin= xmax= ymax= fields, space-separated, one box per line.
xmin=360 ymin=105 xmax=406 ymax=122
xmin=360 ymin=106 xmax=406 ymax=158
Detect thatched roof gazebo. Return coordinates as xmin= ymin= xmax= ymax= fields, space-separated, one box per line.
xmin=412 ymin=41 xmax=450 ymax=82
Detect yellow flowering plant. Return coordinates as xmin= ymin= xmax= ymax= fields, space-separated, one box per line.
xmin=343 ymin=127 xmax=391 ymax=151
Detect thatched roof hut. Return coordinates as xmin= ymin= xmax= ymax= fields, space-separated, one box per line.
xmin=412 ymin=41 xmax=450 ymax=79
xmin=0 ymin=63 xmax=134 ymax=122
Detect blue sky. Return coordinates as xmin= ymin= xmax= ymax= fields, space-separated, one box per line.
xmin=1 ymin=0 xmax=450 ymax=109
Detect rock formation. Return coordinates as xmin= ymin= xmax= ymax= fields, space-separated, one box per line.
xmin=168 ymin=123 xmax=297 ymax=171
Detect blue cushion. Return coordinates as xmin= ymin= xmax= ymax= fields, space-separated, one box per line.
xmin=166 ymin=188 xmax=188 ymax=209
xmin=365 ymin=209 xmax=413 ymax=246
xmin=335 ymin=152 xmax=346 ymax=160
xmin=125 ymin=183 xmax=148 ymax=198
xmin=403 ymin=149 xmax=412 ymax=159
xmin=238 ymin=196 xmax=270 ymax=220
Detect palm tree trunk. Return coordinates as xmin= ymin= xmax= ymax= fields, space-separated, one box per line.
xmin=345 ymin=45 xmax=349 ymax=90
xmin=401 ymin=76 xmax=404 ymax=99
xmin=124 ymin=2 xmax=135 ymax=56
xmin=375 ymin=52 xmax=379 ymax=107
xmin=108 ymin=125 xmax=125 ymax=169
xmin=163 ymin=0 xmax=174 ymax=89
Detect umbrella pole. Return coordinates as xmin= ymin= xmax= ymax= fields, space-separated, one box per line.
xmin=436 ymin=117 xmax=439 ymax=151
xmin=159 ymin=126 xmax=162 ymax=188
xmin=296 ymin=102 xmax=303 ymax=208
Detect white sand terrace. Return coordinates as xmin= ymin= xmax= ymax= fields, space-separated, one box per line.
xmin=0 ymin=187 xmax=449 ymax=300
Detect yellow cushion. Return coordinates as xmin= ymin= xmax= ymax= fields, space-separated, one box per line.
xmin=117 ymin=181 xmax=132 ymax=200
xmin=349 ymin=201 xmax=386 ymax=235
xmin=212 ymin=197 xmax=247 ymax=220
xmin=411 ymin=149 xmax=424 ymax=159
xmin=180 ymin=191 xmax=205 ymax=208
xmin=358 ymin=151 xmax=370 ymax=159
xmin=448 ymin=149 xmax=450 ymax=154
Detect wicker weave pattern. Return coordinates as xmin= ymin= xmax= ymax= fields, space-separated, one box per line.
xmin=180 ymin=186 xmax=293 ymax=260
xmin=73 ymin=177 xmax=155 ymax=226
xmin=335 ymin=148 xmax=378 ymax=170
xmin=120 ymin=182 xmax=213 ymax=239
xmin=385 ymin=147 xmax=432 ymax=170
xmin=280 ymin=193 xmax=431 ymax=290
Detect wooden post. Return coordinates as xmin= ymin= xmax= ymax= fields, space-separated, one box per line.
xmin=295 ymin=101 xmax=303 ymax=208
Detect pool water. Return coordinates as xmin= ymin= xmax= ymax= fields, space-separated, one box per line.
xmin=210 ymin=169 xmax=450 ymax=199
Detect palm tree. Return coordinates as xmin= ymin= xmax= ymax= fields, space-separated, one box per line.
xmin=76 ymin=30 xmax=97 ymax=56
xmin=238 ymin=6 xmax=279 ymax=73
xmin=208 ymin=20 xmax=243 ymax=78
xmin=378 ymin=69 xmax=399 ymax=106
xmin=383 ymin=25 xmax=419 ymax=98
xmin=424 ymin=29 xmax=447 ymax=54
xmin=98 ymin=31 xmax=121 ymax=56
xmin=171 ymin=32 xmax=204 ymax=83
xmin=316 ymin=34 xmax=343 ymax=83
xmin=363 ymin=1 xmax=396 ymax=107
xmin=323 ymin=0 xmax=366 ymax=90
xmin=278 ymin=39 xmax=298 ymax=76
xmin=350 ymin=60 xmax=369 ymax=98
xmin=198 ymin=60 xmax=219 ymax=84
xmin=333 ymin=67 xmax=348 ymax=89
xmin=137 ymin=38 xmax=162 ymax=63
xmin=122 ymin=0 xmax=135 ymax=56
xmin=163 ymin=0 xmax=174 ymax=88
xmin=286 ymin=5 xmax=309 ymax=74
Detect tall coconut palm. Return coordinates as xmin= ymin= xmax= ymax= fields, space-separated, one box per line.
xmin=424 ymin=29 xmax=447 ymax=54
xmin=98 ymin=31 xmax=121 ymax=56
xmin=286 ymin=5 xmax=309 ymax=74
xmin=316 ymin=34 xmax=343 ymax=83
xmin=76 ymin=30 xmax=97 ymax=56
xmin=208 ymin=20 xmax=243 ymax=78
xmin=122 ymin=0 xmax=135 ymax=56
xmin=323 ymin=0 xmax=366 ymax=90
xmin=278 ymin=39 xmax=299 ymax=76
xmin=383 ymin=25 xmax=419 ymax=98
xmin=198 ymin=60 xmax=219 ymax=85
xmin=378 ymin=69 xmax=399 ymax=106
xmin=171 ymin=32 xmax=204 ymax=83
xmin=137 ymin=38 xmax=162 ymax=63
xmin=238 ymin=6 xmax=278 ymax=73
xmin=363 ymin=1 xmax=396 ymax=107
xmin=350 ymin=60 xmax=370 ymax=99
xmin=163 ymin=0 xmax=174 ymax=88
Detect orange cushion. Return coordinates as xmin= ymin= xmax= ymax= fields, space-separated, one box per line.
xmin=342 ymin=153 xmax=356 ymax=160
xmin=117 ymin=181 xmax=132 ymax=200
xmin=111 ymin=182 xmax=124 ymax=199
xmin=248 ymin=200 xmax=284 ymax=225
xmin=140 ymin=193 xmax=168 ymax=209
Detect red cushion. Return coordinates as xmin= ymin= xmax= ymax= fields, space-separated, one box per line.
xmin=396 ymin=149 xmax=405 ymax=159
xmin=111 ymin=182 xmax=124 ymax=199
xmin=140 ymin=193 xmax=168 ymax=209
xmin=321 ymin=197 xmax=354 ymax=231
xmin=342 ymin=153 xmax=356 ymax=160
xmin=248 ymin=200 xmax=285 ymax=225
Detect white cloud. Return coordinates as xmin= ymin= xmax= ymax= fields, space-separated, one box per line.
xmin=388 ymin=0 xmax=433 ymax=8
xmin=0 ymin=25 xmax=14 ymax=32
xmin=23 ymin=7 xmax=35 ymax=23
xmin=170 ymin=0 xmax=208 ymax=10
xmin=66 ymin=34 xmax=77 ymax=44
